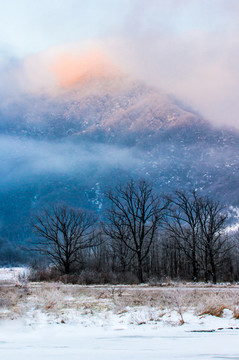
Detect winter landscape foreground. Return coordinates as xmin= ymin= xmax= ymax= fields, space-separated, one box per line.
xmin=0 ymin=269 xmax=239 ymax=359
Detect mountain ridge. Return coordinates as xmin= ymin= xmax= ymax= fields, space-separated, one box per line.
xmin=0 ymin=73 xmax=203 ymax=141
xmin=0 ymin=70 xmax=239 ymax=258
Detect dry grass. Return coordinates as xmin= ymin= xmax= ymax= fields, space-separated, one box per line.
xmin=1 ymin=282 xmax=239 ymax=324
xmin=195 ymin=290 xmax=239 ymax=319
xmin=199 ymin=304 xmax=227 ymax=317
xmin=233 ymin=305 xmax=239 ymax=319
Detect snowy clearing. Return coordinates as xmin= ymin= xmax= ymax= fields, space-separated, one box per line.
xmin=1 ymin=275 xmax=239 ymax=358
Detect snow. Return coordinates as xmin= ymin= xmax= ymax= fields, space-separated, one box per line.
xmin=0 ymin=268 xmax=239 ymax=358
xmin=1 ymin=298 xmax=239 ymax=359
xmin=0 ymin=267 xmax=30 ymax=284
xmin=0 ymin=320 xmax=239 ymax=359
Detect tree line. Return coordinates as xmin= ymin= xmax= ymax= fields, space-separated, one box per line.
xmin=32 ymin=180 xmax=239 ymax=284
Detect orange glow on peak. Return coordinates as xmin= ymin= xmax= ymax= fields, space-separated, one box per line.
xmin=49 ymin=48 xmax=120 ymax=88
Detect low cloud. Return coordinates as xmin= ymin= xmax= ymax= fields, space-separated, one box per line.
xmin=0 ymin=42 xmax=119 ymax=98
xmin=0 ymin=1 xmax=239 ymax=129
xmin=0 ymin=135 xmax=141 ymax=188
xmin=107 ymin=35 xmax=239 ymax=128
xmin=104 ymin=0 xmax=239 ymax=129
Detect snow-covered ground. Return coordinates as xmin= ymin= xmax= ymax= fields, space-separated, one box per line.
xmin=0 ymin=267 xmax=30 ymax=284
xmin=0 ymin=319 xmax=239 ymax=359
xmin=0 ymin=269 xmax=239 ymax=359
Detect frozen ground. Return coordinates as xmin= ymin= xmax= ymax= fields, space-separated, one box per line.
xmin=0 ymin=267 xmax=30 ymax=284
xmin=1 ymin=319 xmax=239 ymax=359
xmin=0 ymin=271 xmax=239 ymax=359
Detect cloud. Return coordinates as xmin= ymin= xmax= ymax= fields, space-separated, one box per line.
xmin=105 ymin=34 xmax=239 ymax=128
xmin=0 ymin=42 xmax=121 ymax=99
xmin=0 ymin=135 xmax=141 ymax=188
xmin=0 ymin=1 xmax=239 ymax=129
xmin=102 ymin=0 xmax=239 ymax=129
xmin=48 ymin=46 xmax=119 ymax=88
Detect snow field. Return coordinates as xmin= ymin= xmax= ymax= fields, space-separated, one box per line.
xmin=1 ymin=282 xmax=239 ymax=359
xmin=0 ymin=320 xmax=239 ymax=360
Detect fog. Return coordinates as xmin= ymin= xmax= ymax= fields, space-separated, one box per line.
xmin=105 ymin=0 xmax=239 ymax=128
xmin=0 ymin=0 xmax=238 ymax=128
xmin=0 ymin=135 xmax=141 ymax=188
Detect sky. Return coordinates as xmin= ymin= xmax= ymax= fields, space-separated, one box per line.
xmin=0 ymin=0 xmax=239 ymax=128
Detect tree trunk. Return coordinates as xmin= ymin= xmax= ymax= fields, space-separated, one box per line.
xmin=137 ymin=257 xmax=144 ymax=283
xmin=210 ymin=254 xmax=217 ymax=284
xmin=192 ymin=237 xmax=198 ymax=282
xmin=204 ymin=269 xmax=209 ymax=283
xmin=212 ymin=272 xmax=217 ymax=284
xmin=64 ymin=261 xmax=70 ymax=275
xmin=192 ymin=264 xmax=198 ymax=282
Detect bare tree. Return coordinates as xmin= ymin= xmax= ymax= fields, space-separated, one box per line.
xmin=197 ymin=197 xmax=229 ymax=283
xmin=33 ymin=205 xmax=97 ymax=274
xmin=103 ymin=180 xmax=168 ymax=282
xmin=165 ymin=190 xmax=201 ymax=281
xmin=165 ymin=190 xmax=231 ymax=283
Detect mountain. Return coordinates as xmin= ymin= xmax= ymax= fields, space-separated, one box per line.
xmin=0 ymin=71 xmax=201 ymax=141
xmin=0 ymin=66 xmax=239 ymax=263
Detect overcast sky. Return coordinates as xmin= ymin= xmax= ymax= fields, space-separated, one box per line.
xmin=0 ymin=0 xmax=239 ymax=128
